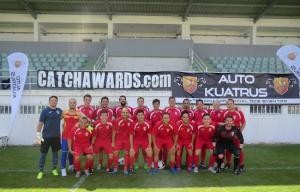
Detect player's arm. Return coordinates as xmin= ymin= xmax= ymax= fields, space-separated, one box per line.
xmin=237 ymin=128 xmax=244 ymax=149
xmin=129 ymin=133 xmax=134 ymax=156
xmin=240 ymin=111 xmax=246 ymax=132
xmin=212 ymin=128 xmax=220 ymax=148
xmin=191 ymin=133 xmax=195 ymax=149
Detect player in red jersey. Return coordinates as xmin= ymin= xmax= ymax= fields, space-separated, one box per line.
xmin=151 ymin=112 xmax=178 ymax=175
xmin=209 ymin=101 xmax=223 ymax=126
xmin=93 ymin=96 xmax=114 ymax=170
xmin=130 ymin=110 xmax=153 ymax=171
xmin=61 ymin=98 xmax=80 ymax=176
xmin=193 ymin=114 xmax=216 ymax=173
xmin=68 ymin=116 xmax=94 ymax=178
xmin=149 ymin=99 xmax=163 ymax=127
xmin=164 ymin=96 xmax=181 ymax=125
xmin=181 ymin=98 xmax=194 ymax=121
xmin=114 ymin=95 xmax=133 ymax=119
xmin=175 ymin=111 xmax=195 ymax=172
xmin=112 ymin=108 xmax=135 ymax=175
xmin=221 ymin=99 xmax=246 ymax=171
xmin=78 ymin=94 xmax=95 ymax=122
xmin=132 ymin=97 xmax=150 ymax=121
xmin=94 ymin=96 xmax=114 ymax=122
xmin=193 ymin=99 xmax=210 ymax=168
xmin=92 ymin=110 xmax=114 ymax=173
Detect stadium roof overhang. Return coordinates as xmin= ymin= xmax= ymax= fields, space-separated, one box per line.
xmin=0 ymin=0 xmax=300 ymax=23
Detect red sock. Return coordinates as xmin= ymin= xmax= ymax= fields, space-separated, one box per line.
xmin=113 ymin=154 xmax=119 ymax=169
xmin=208 ymin=154 xmax=215 ymax=167
xmin=187 ymin=154 xmax=192 ymax=168
xmin=163 ymin=148 xmax=168 ymax=162
xmin=85 ymin=158 xmax=93 ymax=170
xmin=147 ymin=156 xmax=152 ymax=168
xmin=154 ymin=160 xmax=158 ymax=169
xmin=99 ymin=157 xmax=103 ymax=165
xmin=176 ymin=154 xmax=181 ymax=168
xmin=194 ymin=155 xmax=199 ymax=166
xmin=201 ymin=146 xmax=207 ymax=163
xmin=124 ymin=153 xmax=129 ymax=170
xmin=169 ymin=160 xmax=175 ymax=168
xmin=107 ymin=157 xmax=113 ymax=169
xmin=74 ymin=155 xmax=80 ymax=171
xmin=129 ymin=156 xmax=134 ymax=169
xmin=225 ymin=150 xmax=232 ymax=165
xmin=239 ymin=150 xmax=244 ymax=166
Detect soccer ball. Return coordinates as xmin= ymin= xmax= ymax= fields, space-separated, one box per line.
xmin=118 ymin=157 xmax=124 ymax=165
xmin=158 ymin=160 xmax=165 ymax=169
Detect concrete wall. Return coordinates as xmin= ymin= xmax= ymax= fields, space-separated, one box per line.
xmin=0 ymin=90 xmax=299 ymax=145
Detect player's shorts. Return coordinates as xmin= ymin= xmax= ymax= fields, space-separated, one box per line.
xmin=195 ymin=139 xmax=214 ymax=150
xmin=41 ymin=137 xmax=61 ymax=153
xmin=155 ymin=138 xmax=174 ymax=151
xmin=216 ymin=144 xmax=240 ymax=157
xmin=73 ymin=145 xmax=93 ymax=156
xmin=133 ymin=139 xmax=150 ymax=152
xmin=114 ymin=139 xmax=130 ymax=151
xmin=93 ymin=141 xmax=113 ymax=154
xmin=176 ymin=141 xmax=193 ymax=152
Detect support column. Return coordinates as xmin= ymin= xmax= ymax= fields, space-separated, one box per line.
xmin=33 ymin=20 xmax=40 ymax=42
xmin=251 ymin=25 xmax=257 ymax=45
xmin=181 ymin=22 xmax=190 ymax=40
xmin=107 ymin=21 xmax=113 ymax=39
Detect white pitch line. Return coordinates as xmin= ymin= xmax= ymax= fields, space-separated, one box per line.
xmin=69 ymin=175 xmax=88 ymax=192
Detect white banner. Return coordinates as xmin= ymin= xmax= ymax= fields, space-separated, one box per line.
xmin=7 ymin=52 xmax=29 ymax=127
xmin=277 ymin=45 xmax=300 ymax=80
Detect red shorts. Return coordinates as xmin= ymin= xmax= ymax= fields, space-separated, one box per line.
xmin=155 ymin=138 xmax=174 ymax=150
xmin=195 ymin=139 xmax=214 ymax=150
xmin=93 ymin=141 xmax=113 ymax=154
xmin=114 ymin=139 xmax=130 ymax=151
xmin=134 ymin=139 xmax=150 ymax=152
xmin=73 ymin=145 xmax=93 ymax=155
xmin=176 ymin=141 xmax=193 ymax=151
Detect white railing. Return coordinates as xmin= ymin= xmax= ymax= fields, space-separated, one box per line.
xmin=93 ymin=48 xmax=107 ymax=70
xmin=189 ymin=48 xmax=208 ymax=72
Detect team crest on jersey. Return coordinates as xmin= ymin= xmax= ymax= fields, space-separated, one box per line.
xmin=85 ymin=132 xmax=89 ymax=136
xmin=143 ymin=127 xmax=147 ymax=131
xmin=266 ymin=77 xmax=297 ymax=95
xmin=209 ymin=128 xmax=211 ymax=132
xmin=56 ymin=110 xmax=60 ymax=115
xmin=231 ymin=131 xmax=234 ymax=136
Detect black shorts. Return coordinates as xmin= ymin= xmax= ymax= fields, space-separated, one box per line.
xmin=40 ymin=137 xmax=61 ymax=153
xmin=216 ymin=144 xmax=240 ymax=157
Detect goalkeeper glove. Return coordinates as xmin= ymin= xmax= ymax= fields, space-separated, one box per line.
xmin=87 ymin=125 xmax=94 ymax=133
xmin=36 ymin=132 xmax=44 ymax=144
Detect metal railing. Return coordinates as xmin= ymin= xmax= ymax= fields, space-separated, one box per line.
xmin=93 ymin=48 xmax=107 ymax=70
xmin=0 ymin=70 xmax=38 ymax=90
xmin=189 ymin=48 xmax=208 ymax=72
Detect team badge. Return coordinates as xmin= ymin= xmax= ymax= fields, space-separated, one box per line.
xmin=174 ymin=76 xmax=206 ymax=94
xmin=266 ymin=77 xmax=297 ymax=95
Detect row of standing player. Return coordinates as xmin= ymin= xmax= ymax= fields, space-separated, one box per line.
xmin=35 ymin=94 xmax=246 ymax=179
xmin=62 ymin=94 xmax=246 ymax=177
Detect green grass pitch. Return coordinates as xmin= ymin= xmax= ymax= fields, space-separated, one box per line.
xmin=0 ymin=144 xmax=300 ymax=192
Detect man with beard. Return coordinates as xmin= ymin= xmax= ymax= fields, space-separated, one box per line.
xmin=114 ymin=95 xmax=133 ymax=119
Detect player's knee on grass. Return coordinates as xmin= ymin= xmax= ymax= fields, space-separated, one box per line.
xmin=195 ymin=149 xmax=201 ymax=156
xmin=108 ymin=153 xmax=113 ymax=159
xmin=233 ymin=150 xmax=240 ymax=158
xmin=86 ymin=154 xmax=93 ymax=160
xmin=145 ymin=148 xmax=152 ymax=157
xmin=187 ymin=149 xmax=193 ymax=156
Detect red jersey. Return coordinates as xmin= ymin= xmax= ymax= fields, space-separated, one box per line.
xmin=193 ymin=109 xmax=209 ymax=124
xmin=130 ymin=121 xmax=151 ymax=141
xmin=93 ymin=121 xmax=114 ymax=144
xmin=114 ymin=106 xmax=133 ymax=119
xmin=149 ymin=109 xmax=163 ymax=127
xmin=62 ymin=109 xmax=80 ymax=139
xmin=94 ymin=107 xmax=114 ymax=121
xmin=70 ymin=127 xmax=93 ymax=146
xmin=113 ymin=118 xmax=134 ymax=141
xmin=210 ymin=109 xmax=224 ymax=125
xmin=164 ymin=107 xmax=181 ymax=124
xmin=222 ymin=109 xmax=246 ymax=129
xmin=78 ymin=105 xmax=95 ymax=121
xmin=194 ymin=124 xmax=215 ymax=141
xmin=152 ymin=121 xmax=177 ymax=140
xmin=176 ymin=122 xmax=194 ymax=143
xmin=132 ymin=106 xmax=150 ymax=121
